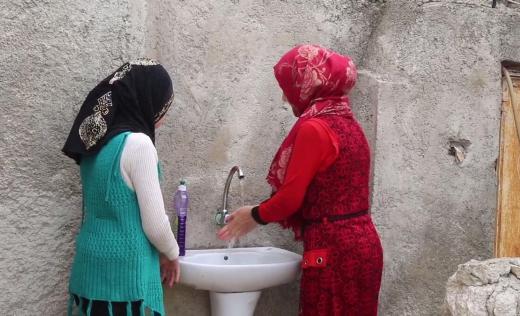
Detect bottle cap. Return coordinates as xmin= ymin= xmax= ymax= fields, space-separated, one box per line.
xmin=178 ymin=179 xmax=187 ymax=191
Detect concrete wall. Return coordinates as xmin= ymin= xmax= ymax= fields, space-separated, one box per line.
xmin=1 ymin=0 xmax=520 ymax=315
xmin=366 ymin=2 xmax=520 ymax=315
xmin=145 ymin=1 xmax=382 ymax=314
xmin=0 ymin=0 xmax=147 ymax=315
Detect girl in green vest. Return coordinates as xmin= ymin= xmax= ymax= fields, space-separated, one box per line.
xmin=62 ymin=59 xmax=179 ymax=316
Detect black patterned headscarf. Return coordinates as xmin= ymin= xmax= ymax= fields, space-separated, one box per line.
xmin=62 ymin=58 xmax=174 ymax=164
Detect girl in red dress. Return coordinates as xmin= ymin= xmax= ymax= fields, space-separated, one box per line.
xmin=218 ymin=44 xmax=383 ymax=316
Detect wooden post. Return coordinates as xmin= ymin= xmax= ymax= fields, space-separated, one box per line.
xmin=496 ymin=67 xmax=520 ymax=257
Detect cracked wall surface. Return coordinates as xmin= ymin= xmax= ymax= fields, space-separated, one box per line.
xmin=144 ymin=1 xmax=384 ymax=315
xmin=0 ymin=1 xmax=147 ymax=314
xmin=365 ymin=1 xmax=520 ymax=315
xmin=1 ymin=0 xmax=520 ymax=315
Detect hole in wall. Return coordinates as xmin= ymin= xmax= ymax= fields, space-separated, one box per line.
xmin=448 ymin=138 xmax=471 ymax=164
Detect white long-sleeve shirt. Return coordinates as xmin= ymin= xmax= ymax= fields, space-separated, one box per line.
xmin=120 ymin=132 xmax=179 ymax=260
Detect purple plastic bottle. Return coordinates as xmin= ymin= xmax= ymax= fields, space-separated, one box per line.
xmin=174 ymin=180 xmax=188 ymax=256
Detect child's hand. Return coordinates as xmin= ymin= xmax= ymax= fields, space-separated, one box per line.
xmin=160 ymin=255 xmax=180 ymax=288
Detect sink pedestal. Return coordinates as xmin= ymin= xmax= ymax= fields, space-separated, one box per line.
xmin=210 ymin=291 xmax=261 ymax=316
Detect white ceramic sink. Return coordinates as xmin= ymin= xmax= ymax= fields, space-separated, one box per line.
xmin=179 ymin=247 xmax=302 ymax=293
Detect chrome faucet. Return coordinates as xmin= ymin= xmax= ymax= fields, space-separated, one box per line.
xmin=215 ymin=166 xmax=245 ymax=226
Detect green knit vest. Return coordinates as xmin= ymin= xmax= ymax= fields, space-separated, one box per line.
xmin=68 ymin=132 xmax=164 ymax=316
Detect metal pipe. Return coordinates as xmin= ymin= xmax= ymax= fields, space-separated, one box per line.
xmin=221 ymin=166 xmax=245 ymax=212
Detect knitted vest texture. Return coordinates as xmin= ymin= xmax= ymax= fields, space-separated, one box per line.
xmin=68 ymin=132 xmax=164 ymax=316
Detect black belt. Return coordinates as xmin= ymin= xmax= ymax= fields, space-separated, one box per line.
xmin=303 ymin=210 xmax=369 ymax=226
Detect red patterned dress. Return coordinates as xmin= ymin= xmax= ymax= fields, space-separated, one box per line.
xmin=255 ymin=45 xmax=383 ymax=315
xmin=257 ymin=116 xmax=383 ymax=316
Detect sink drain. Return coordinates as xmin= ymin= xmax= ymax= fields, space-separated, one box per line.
xmin=224 ymin=256 xmax=229 ymax=261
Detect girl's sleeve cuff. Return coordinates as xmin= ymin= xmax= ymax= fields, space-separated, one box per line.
xmin=164 ymin=244 xmax=180 ymax=260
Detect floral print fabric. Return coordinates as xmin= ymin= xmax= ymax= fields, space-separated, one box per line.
xmin=267 ymin=45 xmax=382 ymax=315
xmin=267 ymin=44 xmax=357 ymax=193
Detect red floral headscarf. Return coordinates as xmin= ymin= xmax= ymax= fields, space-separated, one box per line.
xmin=266 ymin=44 xmax=358 ymax=237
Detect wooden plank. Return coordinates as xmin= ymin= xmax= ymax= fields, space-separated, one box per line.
xmin=496 ymin=76 xmax=520 ymax=257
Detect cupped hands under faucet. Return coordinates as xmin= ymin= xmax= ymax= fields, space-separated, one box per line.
xmin=217 ymin=205 xmax=258 ymax=241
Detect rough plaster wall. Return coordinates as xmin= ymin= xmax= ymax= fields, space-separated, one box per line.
xmin=364 ymin=1 xmax=520 ymax=315
xmin=143 ymin=1 xmax=383 ymax=315
xmin=2 ymin=0 xmax=520 ymax=315
xmin=0 ymin=0 xmax=147 ymax=314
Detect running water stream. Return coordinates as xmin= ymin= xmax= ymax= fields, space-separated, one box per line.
xmin=227 ymin=178 xmax=245 ymax=249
